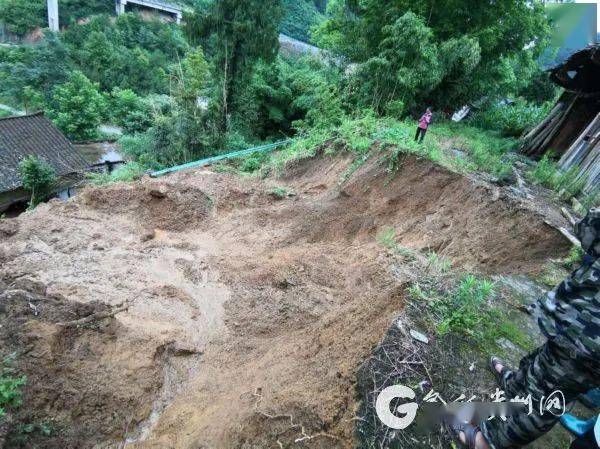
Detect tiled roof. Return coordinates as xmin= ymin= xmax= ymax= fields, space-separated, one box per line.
xmin=0 ymin=113 xmax=89 ymax=193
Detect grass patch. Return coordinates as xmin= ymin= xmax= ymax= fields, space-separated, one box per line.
xmin=268 ymin=185 xmax=293 ymax=198
xmin=526 ymin=155 xmax=587 ymax=201
xmin=537 ymin=244 xmax=583 ymax=288
xmin=266 ymin=115 xmax=517 ymax=181
xmin=376 ymin=227 xmax=417 ymax=260
xmin=86 ymin=162 xmax=146 ymax=185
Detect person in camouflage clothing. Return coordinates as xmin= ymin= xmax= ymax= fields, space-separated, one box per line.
xmin=454 ymin=209 xmax=600 ymax=449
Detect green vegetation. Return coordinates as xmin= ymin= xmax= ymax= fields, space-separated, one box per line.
xmin=0 ymin=0 xmax=45 ymax=36
xmin=2 ymin=0 xmax=585 ymax=208
xmin=0 ymin=13 xmax=187 ymax=140
xmin=527 ymin=155 xmax=587 ymax=201
xmin=538 ymin=244 xmax=584 ymax=288
xmin=45 ymin=71 xmax=106 ymax=141
xmin=268 ymin=185 xmax=293 ymax=198
xmin=471 ymin=100 xmax=552 ymax=138
xmin=313 ymin=0 xmax=550 ymax=114
xmin=280 ymin=0 xmax=323 ymax=42
xmin=87 ymin=162 xmax=147 ymax=186
xmin=378 ymin=228 xmax=532 ymax=351
xmin=266 ymin=115 xmax=516 ymax=181
xmin=0 ymin=354 xmax=26 ymax=419
xmin=408 ymin=275 xmax=532 ymax=351
xmin=18 ymin=155 xmax=56 ymax=207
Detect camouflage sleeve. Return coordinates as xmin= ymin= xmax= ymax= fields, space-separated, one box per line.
xmin=534 ymin=256 xmax=600 ymax=358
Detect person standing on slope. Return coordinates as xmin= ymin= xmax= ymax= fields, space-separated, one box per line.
xmin=415 ymin=107 xmax=433 ymax=143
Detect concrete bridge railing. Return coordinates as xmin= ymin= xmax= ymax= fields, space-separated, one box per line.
xmin=115 ymin=0 xmax=183 ymax=24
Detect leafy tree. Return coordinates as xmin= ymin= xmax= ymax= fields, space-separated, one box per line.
xmin=78 ymin=31 xmax=119 ymax=91
xmin=171 ymin=46 xmax=210 ymax=110
xmin=46 ymin=71 xmax=106 ymax=140
xmin=60 ymin=13 xmax=188 ymax=95
xmin=186 ymin=0 xmax=284 ymax=136
xmin=0 ymin=33 xmax=72 ymax=107
xmin=110 ymin=88 xmax=152 ymax=133
xmin=18 ymin=156 xmax=56 ymax=207
xmin=280 ymin=0 xmax=323 ymax=42
xmin=0 ymin=0 xmax=46 ymax=36
xmin=58 ymin=0 xmax=113 ymax=25
xmin=314 ymin=0 xmax=550 ymax=111
xmin=349 ymin=12 xmax=443 ymax=113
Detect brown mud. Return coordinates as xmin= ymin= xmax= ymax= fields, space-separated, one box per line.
xmin=0 ymin=153 xmax=571 ymax=448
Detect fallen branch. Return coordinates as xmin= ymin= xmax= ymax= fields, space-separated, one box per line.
xmin=57 ymin=305 xmax=129 ymax=327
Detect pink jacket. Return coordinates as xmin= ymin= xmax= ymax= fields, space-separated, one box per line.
xmin=418 ymin=112 xmax=432 ymax=130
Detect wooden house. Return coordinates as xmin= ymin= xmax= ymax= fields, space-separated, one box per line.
xmin=521 ymin=44 xmax=600 ymax=193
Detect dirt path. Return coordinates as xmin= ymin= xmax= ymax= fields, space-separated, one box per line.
xmin=0 ymin=154 xmax=571 ymax=448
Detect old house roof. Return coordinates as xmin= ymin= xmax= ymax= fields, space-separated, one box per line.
xmin=0 ymin=113 xmax=89 ymax=193
xmin=549 ymin=44 xmax=600 ymax=97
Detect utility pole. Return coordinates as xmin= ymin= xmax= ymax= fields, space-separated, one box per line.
xmin=47 ymin=0 xmax=59 ymax=32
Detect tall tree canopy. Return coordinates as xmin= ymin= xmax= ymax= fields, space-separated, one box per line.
xmin=314 ymin=0 xmax=550 ymax=112
xmin=186 ymin=0 xmax=283 ymax=132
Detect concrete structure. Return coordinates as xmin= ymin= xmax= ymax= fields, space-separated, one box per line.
xmin=47 ymin=0 xmax=59 ymax=32
xmin=115 ymin=0 xmax=183 ymax=24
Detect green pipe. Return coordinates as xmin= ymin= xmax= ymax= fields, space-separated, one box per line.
xmin=150 ymin=139 xmax=294 ymax=178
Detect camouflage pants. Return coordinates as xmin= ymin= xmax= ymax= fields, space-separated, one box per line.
xmin=480 ymin=338 xmax=599 ymax=449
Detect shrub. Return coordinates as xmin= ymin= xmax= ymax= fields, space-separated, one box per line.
xmin=471 ymin=100 xmax=550 ymax=137
xmin=87 ymin=162 xmax=147 ymax=185
xmin=0 ymin=354 xmax=26 ymax=418
xmin=527 ymin=154 xmax=558 ymax=187
xmin=436 ymin=275 xmax=495 ymax=337
xmin=580 ymin=188 xmax=600 ymax=211
xmin=110 ymin=88 xmax=152 ymax=134
xmin=18 ymin=155 xmax=56 ymax=207
xmin=46 ymin=71 xmax=106 ymax=141
xmin=280 ymin=0 xmax=323 ymax=42
xmin=527 ymin=156 xmax=586 ymax=201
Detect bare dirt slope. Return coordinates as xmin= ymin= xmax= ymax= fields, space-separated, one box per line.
xmin=0 ymin=153 xmax=571 ymax=448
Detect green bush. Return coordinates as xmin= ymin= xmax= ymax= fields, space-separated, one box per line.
xmin=527 ymin=154 xmax=557 ymax=187
xmin=110 ymin=88 xmax=152 ymax=133
xmin=580 ymin=188 xmax=600 ymax=211
xmin=527 ymin=155 xmax=586 ymax=201
xmin=436 ymin=275 xmax=495 ymax=337
xmin=280 ymin=0 xmax=323 ymax=42
xmin=87 ymin=162 xmax=147 ymax=185
xmin=0 ymin=354 xmax=26 ymax=418
xmin=471 ymin=100 xmax=550 ymax=137
xmin=46 ymin=71 xmax=106 ymax=141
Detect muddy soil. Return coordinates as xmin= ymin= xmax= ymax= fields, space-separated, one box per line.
xmin=0 ymin=153 xmax=571 ymax=449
